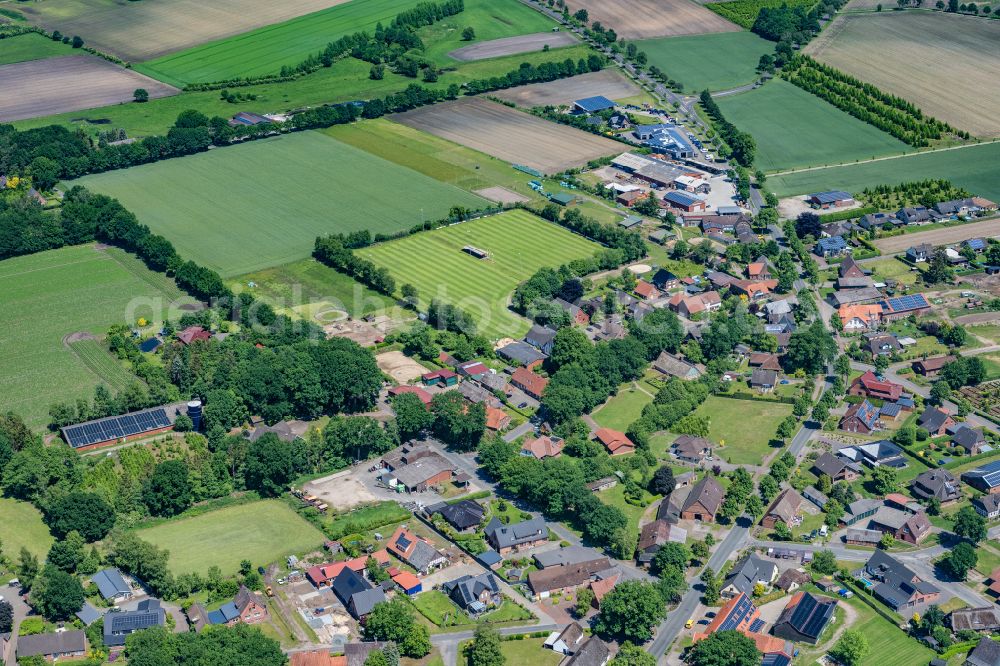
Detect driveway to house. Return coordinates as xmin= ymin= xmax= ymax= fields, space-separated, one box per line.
xmin=502 ymin=421 xmax=535 ymax=443
xmin=3 ymin=587 xmax=29 ymax=666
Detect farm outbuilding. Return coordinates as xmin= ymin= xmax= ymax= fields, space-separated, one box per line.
xmin=573 ymin=95 xmax=616 ymax=114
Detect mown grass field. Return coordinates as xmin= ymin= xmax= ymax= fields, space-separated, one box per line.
xmin=135 ymin=500 xmax=325 ymax=575
xmin=13 ymin=44 xmax=593 ymax=137
xmin=677 ymin=395 xmax=791 ymax=465
xmin=72 ymin=131 xmax=485 ymax=277
xmin=593 ymin=385 xmax=655 ymax=431
xmin=0 ymin=244 xmax=186 ymax=427
xmin=768 ymin=142 xmax=1000 ymax=200
xmin=637 ymin=32 xmax=774 ymax=92
xmin=138 ymin=0 xmax=556 ymax=86
xmin=0 ymin=32 xmax=75 ymax=65
xmin=716 ymin=79 xmax=908 ymax=171
xmin=0 ymin=498 xmax=54 ymax=560
xmin=360 ymin=210 xmax=601 ymax=339
xmin=68 ymin=338 xmax=136 ymax=393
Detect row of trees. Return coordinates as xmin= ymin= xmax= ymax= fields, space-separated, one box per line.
xmin=698 ymin=90 xmax=756 ymax=167
xmin=313 ymin=233 xmax=396 ymax=295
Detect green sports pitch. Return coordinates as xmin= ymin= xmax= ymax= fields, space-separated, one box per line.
xmin=71 ymin=131 xmax=486 ymax=277
xmin=360 ymin=209 xmax=601 ymax=339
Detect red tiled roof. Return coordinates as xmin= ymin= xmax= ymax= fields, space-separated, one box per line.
xmin=177 ymin=326 xmax=212 ymax=345
xmin=485 ymin=407 xmax=509 ymax=431
xmin=594 ymin=428 xmax=634 ymax=455
xmin=511 ymin=367 xmax=549 ymax=397
xmin=634 ymin=281 xmax=659 ymax=299
xmin=589 ymin=574 xmax=620 ymax=604
xmin=852 ymin=370 xmax=903 ymax=400
xmin=392 ymin=571 xmax=421 ymax=591
xmin=389 ymin=385 xmax=432 ymax=405
xmin=521 ymin=435 xmax=564 ymax=459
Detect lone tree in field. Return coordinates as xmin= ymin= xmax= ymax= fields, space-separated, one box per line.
xmin=462 ymin=26 xmax=476 ymax=40
xmin=133 ymin=88 xmax=149 ymax=103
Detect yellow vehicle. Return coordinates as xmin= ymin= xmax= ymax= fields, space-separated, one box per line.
xmin=265 ymin=586 xmax=274 ymax=597
xmin=685 ymin=619 xmax=694 ymax=629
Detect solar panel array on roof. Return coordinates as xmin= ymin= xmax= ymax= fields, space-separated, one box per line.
xmin=62 ymin=407 xmax=172 ymax=448
xmin=749 ymin=618 xmax=766 ymax=632
xmin=811 ymin=191 xmax=852 ymax=204
xmin=790 ymin=593 xmax=834 ymax=638
xmin=885 ymin=294 xmax=929 ymax=312
xmin=720 ymin=595 xmax=756 ymax=631
xmin=968 ymin=460 xmax=1000 ymax=487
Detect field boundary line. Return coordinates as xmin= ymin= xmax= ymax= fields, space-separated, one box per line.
xmin=66 ymin=337 xmax=138 ymax=393
xmin=770 ymin=140 xmax=1000 ymax=175
xmin=102 ymin=246 xmax=186 ymax=300
xmin=0 ymin=253 xmax=114 ymax=282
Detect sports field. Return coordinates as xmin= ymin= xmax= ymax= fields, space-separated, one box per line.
xmin=566 ymin=0 xmax=740 ymax=38
xmin=135 ymin=500 xmax=325 ymax=575
xmin=716 ymin=79 xmax=908 ymax=171
xmin=0 ymin=32 xmax=76 ymax=65
xmin=768 ymin=142 xmax=1000 ymax=200
xmin=637 ymin=32 xmax=774 ymax=92
xmin=139 ymin=0 xmax=556 ymax=86
xmin=0 ymin=245 xmax=186 ymax=427
xmin=0 ymin=498 xmax=54 ymax=560
xmin=806 ymin=12 xmax=1000 ymax=137
xmin=392 ymin=97 xmax=622 ymax=174
xmin=360 ymin=210 xmax=601 ymax=339
xmin=9 ymin=0 xmax=350 ymax=62
xmin=72 ymin=131 xmax=486 ymax=277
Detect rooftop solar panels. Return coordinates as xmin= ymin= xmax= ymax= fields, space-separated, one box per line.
xmin=62 ymin=407 xmax=173 ymax=448
xmin=810 ymin=191 xmax=852 ymax=204
xmin=719 ymin=594 xmax=756 ymax=631
xmin=966 ymin=460 xmax=1000 ymax=488
xmin=574 ymin=96 xmax=615 ymax=113
xmin=789 ymin=593 xmax=834 ymax=639
xmin=749 ymin=618 xmax=766 ymax=632
xmin=884 ymin=294 xmax=929 ymax=313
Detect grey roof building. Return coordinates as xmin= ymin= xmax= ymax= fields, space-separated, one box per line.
xmin=565 ymin=637 xmax=610 ymax=666
xmin=484 ymin=516 xmax=548 ymax=552
xmin=525 ymin=325 xmax=557 ymax=353
xmin=442 ymin=572 xmax=501 ymax=612
xmin=911 ymin=469 xmax=961 ymax=502
xmin=104 ymin=599 xmax=166 ymax=646
xmin=722 ymin=553 xmax=777 ymax=597
xmin=436 ymin=500 xmax=485 ymax=531
xmin=16 ymin=631 xmax=87 ymax=660
xmin=863 ymin=550 xmax=939 ymax=610
xmin=92 ymin=568 xmax=132 ymax=601
xmin=533 ymin=545 xmax=606 ymax=569
xmin=966 ymin=637 xmax=1000 ymax=666
xmin=497 ymin=341 xmax=547 ymax=366
xmin=76 ymin=601 xmax=102 ymax=626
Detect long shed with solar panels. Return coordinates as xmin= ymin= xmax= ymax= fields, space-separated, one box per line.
xmin=61 ymin=405 xmax=179 ymax=451
xmin=962 ymin=459 xmax=1000 ymax=494
xmin=879 ymin=293 xmax=931 ymax=321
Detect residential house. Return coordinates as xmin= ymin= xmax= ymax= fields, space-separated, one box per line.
xmin=672 ymin=434 xmax=712 ymax=463
xmin=839 ymin=255 xmax=867 ymax=279
xmin=545 ymin=622 xmax=586 ymax=655
xmin=750 ymin=368 xmax=778 ymax=393
xmin=748 ymin=352 xmax=782 ymax=372
xmin=849 ymin=371 xmax=903 ymax=401
xmin=775 ymin=569 xmax=811 ymax=593
xmin=680 ymin=475 xmax=725 ymax=522
xmin=911 ymin=469 xmax=962 ymax=503
xmin=762 ymin=488 xmax=803 ymax=529
xmin=497 ymin=341 xmax=546 ymax=369
xmin=906 ymin=243 xmax=933 ymax=263
xmin=458 ymin=381 xmax=498 ymax=406
xmin=808 ymin=191 xmax=855 ymax=209
xmin=386 ymin=526 xmax=447 ymax=573
xmin=897 ymin=207 xmax=934 ymax=225
xmin=822 ymin=220 xmax=856 ymax=238
xmin=191 ymin=585 xmax=268 ymax=631
xmin=869 ymin=506 xmax=931 ymax=544
xmin=388 ymin=385 xmax=432 ymax=409
xmin=667 ymin=292 xmax=721 ymax=318
xmin=918 ymin=407 xmax=955 ymax=437
xmin=564 ymin=637 xmax=610 ymax=666
xmin=772 ymin=592 xmax=837 ymax=644
xmin=812 ymin=452 xmax=860 ymax=483
xmin=964 ymin=238 xmax=988 ymax=253
xmin=842 ymin=498 xmax=882 ymax=526
xmin=525 ymin=325 xmax=558 ymax=354
xmin=485 ymin=406 xmax=510 ymax=432
xmin=305 ymin=551 xmax=390 ymax=587
xmin=443 ymin=572 xmax=501 ymax=613
xmin=521 ymin=434 xmax=564 ymax=459
xmin=555 ymin=298 xmax=590 ymax=325
xmin=528 ymin=557 xmax=611 ymax=598
xmin=862 ymin=550 xmax=940 ymax=610
xmin=511 ymin=367 xmax=549 ymax=400
xmin=105 ymin=599 xmax=166 ymax=646
xmin=636 ymin=520 xmax=687 ymax=564
xmin=651 ymin=268 xmax=680 ymax=291
xmin=815 ymin=235 xmax=848 ymax=257
xmin=912 ymin=355 xmax=956 ymax=377
xmin=950 ymin=607 xmax=1000 ymax=633
xmin=859 ymin=211 xmax=898 ymax=230
xmin=964 ymin=637 xmax=1000 ymax=666
xmin=974 ymin=494 xmax=1000 ymax=520
xmin=952 ymin=425 xmax=987 ymax=455
xmin=867 ymin=333 xmax=902 ymax=358
xmin=722 ymin=554 xmax=777 ymax=598
xmin=730 ymin=279 xmax=778 ymax=302
xmin=634 ymin=280 xmax=659 ymax=300
xmin=747 ymin=257 xmax=772 ymax=280
xmin=653 ymin=351 xmax=703 ymax=380
xmin=963 ymin=460 xmax=1000 ymax=495
xmin=839 ymin=304 xmax=882 ymax=331
xmin=484 ymin=516 xmax=548 ymax=556
xmin=387 ymin=451 xmax=455 ymax=491
xmin=588 ymin=573 xmax=620 ymax=607
xmin=331 ymin=568 xmax=386 ymax=620
xmin=246 ymin=419 xmax=309 ymax=443
xmin=16 ymin=631 xmax=88 ymax=661
xmin=436 ymin=500 xmax=485 ymax=531
xmin=693 ymin=593 xmax=760 ymax=643
xmin=92 ymin=568 xmax=133 ymax=603
xmin=594 ymin=428 xmax=635 ymax=456
xmin=177 ymin=325 xmax=212 ymax=345
xmin=838 ymin=440 xmax=907 ymax=468
xmin=840 ymin=400 xmax=881 ymax=434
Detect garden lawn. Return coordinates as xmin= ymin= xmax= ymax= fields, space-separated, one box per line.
xmin=359 ymin=210 xmax=601 ymax=339
xmin=768 ymin=142 xmax=1000 ymax=200
xmin=0 ymin=498 xmax=54 ymax=560
xmin=135 ymin=500 xmax=325 ymax=576
xmin=0 ymin=244 xmax=187 ymax=427
xmin=842 ymin=594 xmax=936 ymax=666
xmin=71 ymin=131 xmax=486 ymax=277
xmin=716 ymin=79 xmax=908 ymax=172
xmin=499 ymin=638 xmax=562 ymax=666
xmin=636 ymin=32 xmax=774 ymax=93
xmin=600 ymin=480 xmax=658 ymax=533
xmin=866 ymin=257 xmax=919 ymax=286
xmin=679 ymin=395 xmax=792 ymax=465
xmin=593 ymin=384 xmax=656 ymax=431
xmin=0 ymin=32 xmax=76 ymax=65
xmin=411 ymin=590 xmax=467 ymax=627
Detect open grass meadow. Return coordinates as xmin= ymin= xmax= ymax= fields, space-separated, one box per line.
xmin=593 ymin=385 xmax=656 ymax=431
xmin=716 ymin=79 xmax=908 ymax=171
xmin=0 ymin=498 xmax=54 ymax=560
xmin=359 ymin=210 xmax=601 ymax=339
xmin=0 ymin=32 xmax=76 ymax=65
xmin=137 ymin=0 xmax=557 ymax=86
xmin=71 ymin=131 xmax=486 ymax=277
xmin=637 ymin=32 xmax=774 ymax=93
xmin=678 ymin=395 xmax=792 ymax=465
xmin=135 ymin=500 xmax=325 ymax=576
xmin=0 ymin=244 xmax=188 ymax=427
xmin=768 ymin=142 xmax=1000 ymax=200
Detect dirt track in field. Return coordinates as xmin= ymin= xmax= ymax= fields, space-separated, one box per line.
xmin=13 ymin=0 xmax=350 ymax=61
xmin=0 ymin=55 xmax=178 ymax=122
xmin=391 ymin=97 xmax=622 ymax=175
xmin=491 ymin=69 xmax=641 ymax=108
xmin=448 ymin=31 xmax=578 ymax=61
xmin=806 ymin=12 xmax=1000 ymax=137
xmin=872 ymin=218 xmax=1000 ymax=254
xmin=567 ymin=0 xmax=740 ymax=38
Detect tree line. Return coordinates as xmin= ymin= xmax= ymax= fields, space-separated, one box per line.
xmin=698 ymin=90 xmax=756 ymax=167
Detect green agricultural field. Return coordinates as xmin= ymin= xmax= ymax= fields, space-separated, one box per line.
xmin=593 ymin=385 xmax=655 ymax=431
xmin=768 ymin=142 xmax=1000 ymax=200
xmin=716 ymin=79 xmax=908 ymax=171
xmin=137 ymin=0 xmax=556 ymax=86
xmin=360 ymin=210 xmax=601 ymax=339
xmin=678 ymin=395 xmax=792 ymax=465
xmin=68 ymin=338 xmax=136 ymax=393
xmin=232 ymin=259 xmax=399 ymax=322
xmin=14 ymin=44 xmax=592 ymax=138
xmin=0 ymin=498 xmax=54 ymax=560
xmin=705 ymin=0 xmax=818 ymax=29
xmin=72 ymin=131 xmax=486 ymax=277
xmin=0 ymin=244 xmax=189 ymax=427
xmin=0 ymin=32 xmax=75 ymax=65
xmin=135 ymin=500 xmax=325 ymax=576
xmin=637 ymin=32 xmax=774 ymax=93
